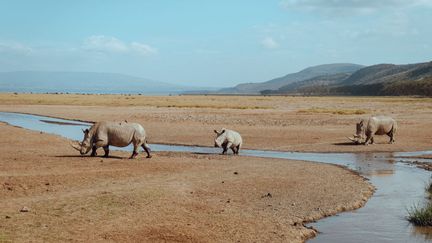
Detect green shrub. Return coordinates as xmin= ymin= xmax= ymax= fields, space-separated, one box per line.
xmin=407 ymin=203 xmax=432 ymax=226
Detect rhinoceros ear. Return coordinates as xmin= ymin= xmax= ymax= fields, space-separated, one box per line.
xmin=82 ymin=128 xmax=89 ymax=134
xmin=214 ymin=129 xmax=218 ymax=134
xmin=221 ymin=129 xmax=225 ymax=134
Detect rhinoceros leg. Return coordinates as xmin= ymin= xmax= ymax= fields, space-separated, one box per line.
xmin=364 ymin=136 xmax=371 ymax=146
xmin=103 ymin=146 xmax=109 ymax=157
xmin=221 ymin=147 xmax=227 ymax=154
xmin=129 ymin=144 xmax=139 ymax=159
xmin=388 ymin=131 xmax=395 ymax=144
xmin=129 ymin=152 xmax=138 ymax=159
xmin=223 ymin=142 xmax=232 ymax=155
xmin=230 ymin=144 xmax=240 ymax=155
xmin=370 ymin=137 xmax=375 ymax=144
xmin=141 ymin=143 xmax=152 ymax=158
xmin=91 ymin=146 xmax=97 ymax=157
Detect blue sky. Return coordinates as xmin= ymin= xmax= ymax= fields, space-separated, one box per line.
xmin=0 ymin=0 xmax=431 ymax=87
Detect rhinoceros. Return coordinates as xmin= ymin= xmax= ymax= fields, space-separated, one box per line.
xmin=70 ymin=121 xmax=151 ymax=159
xmin=348 ymin=116 xmax=397 ymax=145
xmin=214 ymin=128 xmax=242 ymax=154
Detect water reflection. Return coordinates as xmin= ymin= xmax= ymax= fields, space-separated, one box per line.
xmin=412 ymin=226 xmax=432 ymax=241
xmin=349 ymin=153 xmax=396 ymax=176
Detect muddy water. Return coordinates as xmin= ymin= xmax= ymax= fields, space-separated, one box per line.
xmin=1 ymin=111 xmax=432 ymax=243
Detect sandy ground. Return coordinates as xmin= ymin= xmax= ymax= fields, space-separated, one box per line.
xmin=0 ymin=94 xmax=431 ymax=153
xmin=0 ymin=123 xmax=373 ymax=242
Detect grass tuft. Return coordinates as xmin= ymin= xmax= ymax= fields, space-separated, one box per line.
xmin=426 ymin=180 xmax=432 ymax=195
xmin=407 ymin=203 xmax=432 ymax=226
xmin=297 ymin=107 xmax=368 ymax=115
xmin=0 ymin=232 xmax=11 ymax=243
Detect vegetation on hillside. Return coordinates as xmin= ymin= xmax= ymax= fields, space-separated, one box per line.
xmin=259 ymin=61 xmax=432 ymax=97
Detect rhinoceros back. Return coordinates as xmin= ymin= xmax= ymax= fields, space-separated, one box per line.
xmin=95 ymin=121 xmax=146 ymax=147
xmin=225 ymin=129 xmax=242 ymax=146
xmin=369 ymin=116 xmax=396 ymax=135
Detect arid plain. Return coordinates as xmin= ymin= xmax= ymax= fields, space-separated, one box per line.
xmin=1 ymin=93 xmax=431 ymax=242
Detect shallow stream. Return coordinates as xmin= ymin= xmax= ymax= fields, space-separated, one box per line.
xmin=0 ymin=111 xmax=431 ymax=242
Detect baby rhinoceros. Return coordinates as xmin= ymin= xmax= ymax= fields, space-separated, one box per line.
xmin=214 ymin=128 xmax=242 ymax=155
xmin=348 ymin=115 xmax=397 ymax=145
xmin=70 ymin=121 xmax=151 ymax=159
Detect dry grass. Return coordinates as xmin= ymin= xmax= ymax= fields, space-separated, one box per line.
xmin=297 ymin=107 xmax=369 ymax=115
xmin=0 ymin=232 xmax=10 ymax=243
xmin=0 ymin=93 xmax=272 ymax=109
xmin=1 ymin=93 xmax=431 ymax=111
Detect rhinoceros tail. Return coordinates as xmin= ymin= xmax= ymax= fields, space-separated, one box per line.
xmin=143 ymin=140 xmax=151 ymax=151
xmin=388 ymin=121 xmax=397 ymax=135
xmin=388 ymin=121 xmax=397 ymax=143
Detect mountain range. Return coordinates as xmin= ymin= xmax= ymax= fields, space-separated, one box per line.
xmin=219 ymin=63 xmax=364 ymax=94
xmin=215 ymin=61 xmax=432 ymax=96
xmin=0 ymin=71 xmax=210 ymax=94
xmin=1 ymin=61 xmax=431 ymax=96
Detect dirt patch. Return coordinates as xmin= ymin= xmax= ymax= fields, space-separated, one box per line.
xmin=0 ymin=123 xmax=373 ymax=242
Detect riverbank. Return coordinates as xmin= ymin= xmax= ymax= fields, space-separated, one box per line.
xmin=0 ymin=122 xmax=373 ymax=242
xmin=0 ymin=93 xmax=431 ymax=153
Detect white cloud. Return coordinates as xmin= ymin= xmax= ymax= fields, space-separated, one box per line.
xmin=261 ymin=37 xmax=279 ymax=49
xmin=0 ymin=41 xmax=32 ymax=55
xmin=130 ymin=42 xmax=157 ymax=55
xmin=340 ymin=12 xmax=419 ymax=39
xmin=280 ymin=0 xmax=432 ymax=15
xmin=83 ymin=35 xmax=128 ymax=53
xmin=82 ymin=35 xmax=157 ymax=56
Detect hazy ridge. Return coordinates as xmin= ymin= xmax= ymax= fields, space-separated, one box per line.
xmin=0 ymin=71 xmax=208 ymax=94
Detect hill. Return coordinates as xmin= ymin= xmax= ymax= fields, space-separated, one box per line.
xmin=218 ymin=63 xmax=364 ymax=94
xmin=339 ymin=62 xmax=432 ymax=86
xmin=261 ymin=61 xmax=432 ymax=96
xmin=0 ymin=71 xmax=201 ymax=94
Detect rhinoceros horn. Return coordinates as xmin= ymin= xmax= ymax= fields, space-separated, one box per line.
xmin=346 ymin=137 xmax=357 ymax=142
xmin=70 ymin=141 xmax=82 ymax=151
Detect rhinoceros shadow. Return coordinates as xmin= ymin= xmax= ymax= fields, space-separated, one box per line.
xmin=333 ymin=142 xmax=358 ymax=146
xmin=192 ymin=152 xmax=214 ymax=155
xmin=54 ymin=155 xmax=124 ymax=159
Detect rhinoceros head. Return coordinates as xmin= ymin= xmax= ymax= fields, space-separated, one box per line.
xmin=70 ymin=128 xmax=92 ymax=155
xmin=356 ymin=120 xmax=366 ymax=137
xmin=347 ymin=119 xmax=366 ymax=144
xmin=214 ymin=129 xmax=226 ymax=147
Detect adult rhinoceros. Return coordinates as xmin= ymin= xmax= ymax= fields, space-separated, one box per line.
xmin=348 ymin=116 xmax=397 ymax=145
xmin=214 ymin=128 xmax=242 ymax=154
xmin=70 ymin=121 xmax=151 ymax=159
